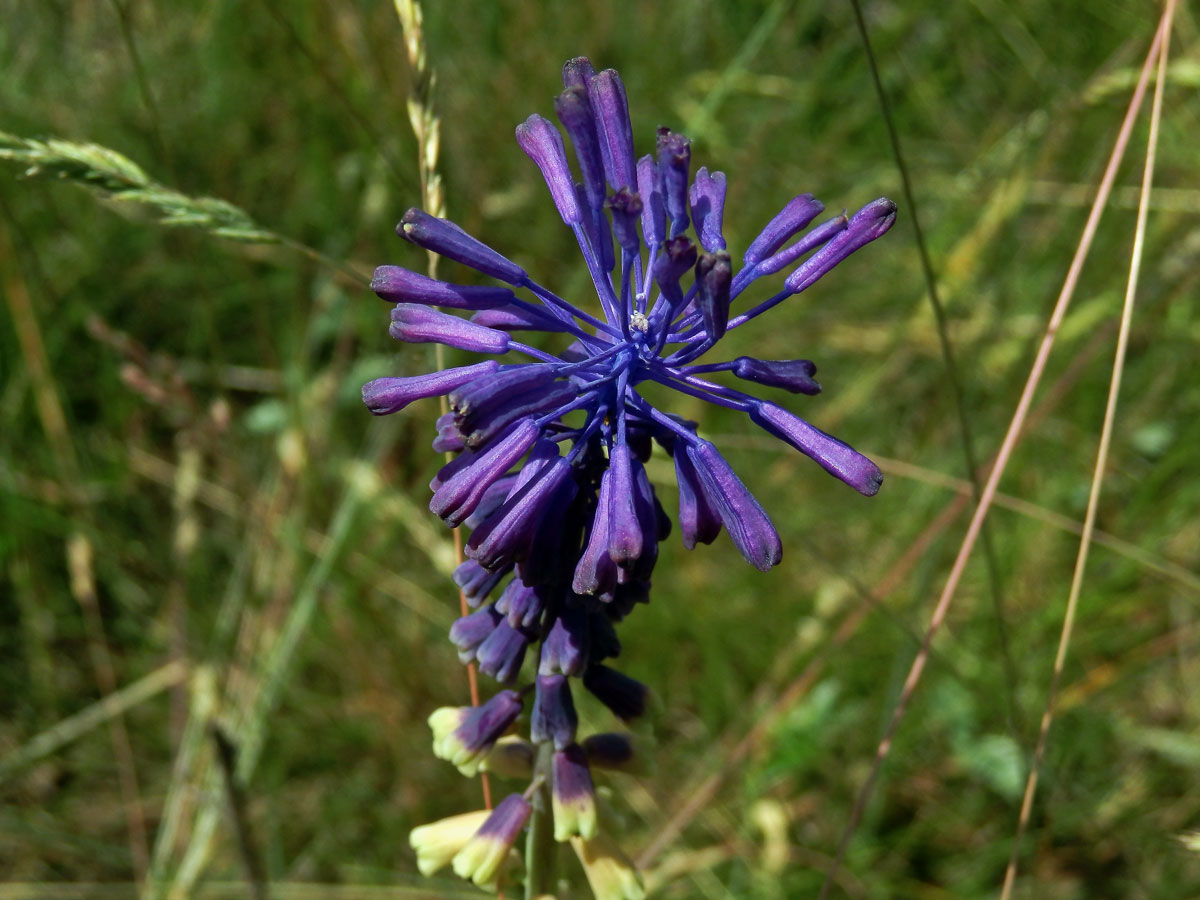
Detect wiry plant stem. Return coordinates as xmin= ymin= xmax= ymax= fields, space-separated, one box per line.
xmin=1000 ymin=2 xmax=1177 ymax=895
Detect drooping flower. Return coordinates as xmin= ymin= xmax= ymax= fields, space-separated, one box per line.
xmin=451 ymin=793 xmax=533 ymax=887
xmin=409 ymin=809 xmax=491 ymax=876
xmin=429 ymin=689 xmax=524 ymax=776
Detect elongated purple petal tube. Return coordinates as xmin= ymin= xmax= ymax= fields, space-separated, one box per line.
xmin=372 ymin=265 xmax=514 ymax=309
xmin=390 ymin=304 xmax=511 ymax=354
xmin=362 ymin=361 xmax=499 ymax=416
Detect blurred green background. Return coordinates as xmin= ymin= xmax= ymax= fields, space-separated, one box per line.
xmin=2 ymin=1 xmax=1198 ymax=897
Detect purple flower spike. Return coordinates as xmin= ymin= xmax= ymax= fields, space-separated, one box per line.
xmin=583 ymin=664 xmax=648 ymax=721
xmin=476 ymin=619 xmax=531 ymax=683
xmin=589 ymin=69 xmax=637 ymax=191
xmin=688 ymin=167 xmax=727 ymax=252
xmin=695 ymin=250 xmax=732 ymax=341
xmin=783 ymin=198 xmax=897 ymax=295
xmin=637 ymin=154 xmax=665 ymax=248
xmin=750 ymin=401 xmax=883 ymax=496
xmin=371 ymin=265 xmax=515 ymax=310
xmin=516 ymin=114 xmax=583 ymax=226
xmin=555 ymin=85 xmax=607 ymax=213
xmin=449 ymin=604 xmax=503 ymax=663
xmin=656 ymin=127 xmax=691 ymax=237
xmin=687 ymin=440 xmax=782 ymax=571
xmin=399 ymin=208 xmax=527 ymax=285
xmin=389 ymin=304 xmax=510 ymax=354
xmin=540 ymin=605 xmax=589 ymax=677
xmin=362 ymin=360 xmax=498 ymax=417
xmin=531 ymin=673 xmax=578 ymax=750
xmin=552 ymin=744 xmax=598 ymax=841
xmin=743 ymin=194 xmax=825 ymax=267
xmin=451 ymin=793 xmax=531 ymax=887
xmin=430 ymin=418 xmax=541 ymax=527
xmin=606 ymin=443 xmax=643 ymax=568
xmin=732 ymin=357 xmax=822 ymax=395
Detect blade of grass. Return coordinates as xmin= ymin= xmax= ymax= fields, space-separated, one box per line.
xmin=999 ymin=1 xmax=1177 ymax=894
xmin=817 ymin=10 xmax=1172 ymax=896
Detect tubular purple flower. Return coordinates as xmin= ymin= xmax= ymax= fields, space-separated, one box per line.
xmin=430 ymin=418 xmax=541 ymax=527
xmin=652 ymin=235 xmax=697 ymax=312
xmin=475 ymin=619 xmax=531 ymax=684
xmin=555 ymin=84 xmax=607 ymax=212
xmin=636 ymin=155 xmax=665 ymax=248
xmin=754 ymin=212 xmax=849 ymax=277
xmin=361 ymin=360 xmax=500 ymax=417
xmin=494 ymin=578 xmax=546 ymax=630
xmin=731 ymin=357 xmax=821 ymax=395
xmin=449 ymin=604 xmax=503 ymax=663
xmin=531 ymin=673 xmax=578 ymax=750
xmin=783 ymin=198 xmax=897 ymax=295
xmin=466 ymin=455 xmax=577 ymax=571
xmin=749 ymin=401 xmax=883 ymax=496
xmin=672 ymin=436 xmax=722 ymax=549
xmin=606 ymin=187 xmax=643 ymax=253
xmin=695 ymin=250 xmax=732 ymax=341
xmin=655 ymin=127 xmax=691 ymax=236
xmin=589 ymin=69 xmax=637 ymax=191
xmin=552 ymin=744 xmax=598 ymax=841
xmin=455 ymin=382 xmax=576 ymax=450
xmin=582 ymin=732 xmax=642 ymax=773
xmin=743 ymin=194 xmax=824 ymax=267
xmin=606 ymin=443 xmax=643 ymax=568
xmin=371 ymin=265 xmax=515 ymax=310
xmin=453 ymin=559 xmax=507 ymax=608
xmin=399 ymin=208 xmax=527 ymax=284
xmin=516 ymin=113 xmax=583 ymax=226
xmin=583 ymin=664 xmax=648 ymax=721
xmin=573 ymin=468 xmax=619 ymax=596
xmin=687 ymin=440 xmax=782 ymax=571
xmin=688 ymin=167 xmax=727 ymax=252
xmin=470 ymin=304 xmax=569 ymax=332
xmin=540 ymin=604 xmax=590 ymax=677
xmin=389 ymin=304 xmax=511 ymax=354
xmin=429 ymin=689 xmax=523 ymax=776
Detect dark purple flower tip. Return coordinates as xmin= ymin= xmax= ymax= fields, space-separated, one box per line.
xmin=451 ymin=793 xmax=531 ymax=885
xmin=554 ymin=85 xmax=607 ymax=212
xmin=476 ymin=619 xmax=531 ymax=683
xmin=561 ymin=56 xmax=596 ymax=91
xmin=588 ymin=610 xmax=622 ymax=663
xmin=573 ymin=468 xmax=619 ymax=597
xmin=588 ymin=68 xmax=637 ymax=191
xmin=430 ymin=418 xmax=541 ymax=527
xmin=516 ymin=114 xmax=583 ymax=226
xmin=783 ymin=197 xmax=897 ymax=295
xmin=583 ymin=664 xmax=648 ymax=722
xmin=470 ymin=304 xmax=569 ymax=332
xmin=695 ymin=250 xmax=733 ymax=341
xmin=552 ymin=744 xmax=598 ymax=841
xmin=531 ymin=673 xmax=579 ymax=749
xmin=429 ymin=689 xmax=524 ymax=772
xmin=743 ymin=194 xmax=825 ymax=267
xmin=449 ymin=604 xmax=503 ymax=663
xmin=655 ymin=127 xmax=692 ymax=236
xmin=636 ymin=154 xmax=666 ymax=248
xmin=687 ymin=440 xmax=782 ymax=571
xmin=749 ymin=401 xmax=883 ymax=496
xmin=689 ymin=167 xmax=727 ymax=252
xmin=466 ymin=454 xmax=577 ymax=571
xmin=606 ymin=443 xmax=644 ymax=568
xmin=453 ymin=559 xmax=508 ymax=608
xmin=606 ymin=186 xmax=643 ymax=252
xmin=732 ymin=357 xmax=822 ymax=395
xmin=494 ymin=577 xmax=546 ymax=630
xmin=361 ymin=360 xmax=499 ymax=417
xmin=581 ymin=732 xmax=638 ymax=772
xmin=371 ymin=265 xmax=515 ymax=310
xmin=673 ymin=433 xmax=723 ymax=550
xmin=398 ymin=208 xmax=527 ymax=285
xmin=389 ymin=304 xmax=511 ymax=354
xmin=652 ymin=234 xmax=698 ymax=310
xmin=540 ymin=604 xmax=590 ymax=677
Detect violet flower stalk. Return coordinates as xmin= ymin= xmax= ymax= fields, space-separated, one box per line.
xmin=366 ymin=56 xmax=894 ymax=896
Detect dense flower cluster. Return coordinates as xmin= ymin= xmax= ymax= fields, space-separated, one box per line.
xmin=368 ymin=57 xmax=894 ymax=896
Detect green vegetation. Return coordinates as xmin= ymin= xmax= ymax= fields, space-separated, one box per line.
xmin=1 ymin=2 xmax=1197 ymax=897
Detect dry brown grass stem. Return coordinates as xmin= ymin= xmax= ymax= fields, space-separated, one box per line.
xmin=817 ymin=11 xmax=1175 ymax=898
xmin=999 ymin=1 xmax=1178 ymax=895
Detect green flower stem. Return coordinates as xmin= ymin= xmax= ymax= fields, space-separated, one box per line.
xmin=524 ymin=741 xmax=556 ymax=899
